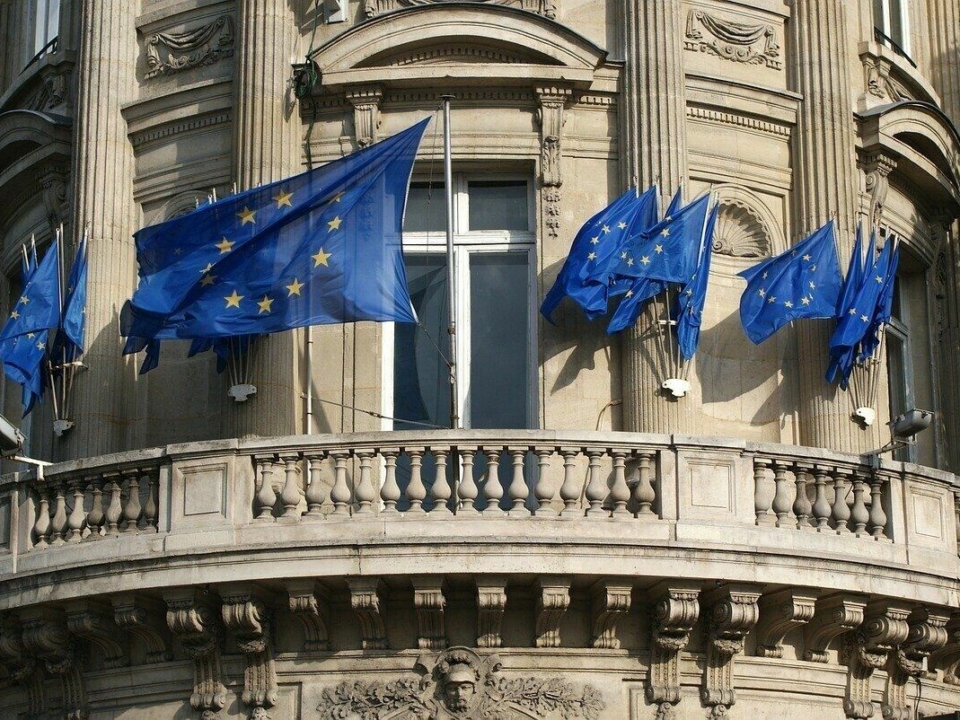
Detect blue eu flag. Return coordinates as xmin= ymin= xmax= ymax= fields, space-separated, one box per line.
xmin=121 ymin=119 xmax=429 ymax=363
xmin=0 ymin=242 xmax=60 ymax=341
xmin=738 ymin=221 xmax=843 ymax=344
xmin=675 ymin=202 xmax=719 ymax=360
xmin=605 ymin=278 xmax=667 ymax=334
xmin=541 ymin=185 xmax=659 ymax=322
xmin=858 ymin=237 xmax=899 ymax=363
xmin=60 ymin=237 xmax=87 ymax=358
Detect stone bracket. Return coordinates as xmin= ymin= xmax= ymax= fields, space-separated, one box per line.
xmin=219 ymin=583 xmax=278 ymax=716
xmin=844 ymin=599 xmax=911 ymax=720
xmin=536 ymin=85 xmax=572 ymax=239
xmin=349 ymin=578 xmax=388 ymax=650
xmin=20 ymin=607 xmax=86 ymax=720
xmin=804 ymin=593 xmax=868 ymax=663
xmin=755 ymin=588 xmax=818 ymax=658
xmin=930 ymin=612 xmax=960 ymax=683
xmin=112 ymin=594 xmax=171 ymax=663
xmin=646 ymin=580 xmax=700 ymax=718
xmin=164 ymin=588 xmax=227 ymax=718
xmin=412 ymin=576 xmax=447 ymax=650
xmin=65 ymin=599 xmax=128 ymax=669
xmin=861 ymin=150 xmax=898 ymax=236
xmin=0 ymin=615 xmax=45 ymax=717
xmin=345 ymin=84 xmax=384 ymax=148
xmin=590 ymin=580 xmax=633 ymax=649
xmin=882 ymin=607 xmax=950 ymax=720
xmin=700 ymin=584 xmax=761 ymax=717
xmin=476 ymin=576 xmax=508 ymax=648
xmin=535 ymin=576 xmax=571 ymax=648
xmin=285 ymin=579 xmax=331 ymax=652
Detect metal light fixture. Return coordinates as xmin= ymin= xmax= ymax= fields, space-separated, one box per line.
xmin=0 ymin=412 xmax=52 ymax=478
xmin=865 ymin=408 xmax=933 ymax=467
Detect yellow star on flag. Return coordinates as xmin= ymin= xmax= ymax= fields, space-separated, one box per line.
xmin=215 ymin=237 xmax=235 ymax=254
xmin=257 ymin=296 xmax=274 ymax=314
xmin=237 ymin=206 xmax=256 ymax=225
xmin=328 ymin=191 xmax=343 ymax=204
xmin=9 ymin=310 xmax=18 ymax=320
xmin=312 ymin=248 xmax=331 ymax=267
xmin=286 ymin=278 xmax=304 ymax=297
xmin=273 ymin=189 xmax=293 ymax=208
xmin=200 ymin=274 xmax=216 ymax=287
xmin=327 ymin=216 xmax=342 ymax=232
xmin=36 ymin=341 xmax=45 ymax=350
xmin=19 ymin=296 xmax=29 ymax=305
xmin=26 ymin=332 xmax=34 ymax=339
xmin=224 ymin=290 xmax=244 ymax=308
xmin=200 ymin=263 xmax=214 ymax=274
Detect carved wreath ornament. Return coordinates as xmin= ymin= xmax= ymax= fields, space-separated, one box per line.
xmin=316 ymin=647 xmax=604 ymax=719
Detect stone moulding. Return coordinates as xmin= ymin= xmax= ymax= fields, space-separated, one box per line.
xmin=363 ymin=0 xmax=557 ymax=20
xmin=143 ymin=15 xmax=235 ymax=81
xmin=684 ymin=9 xmax=782 ymax=70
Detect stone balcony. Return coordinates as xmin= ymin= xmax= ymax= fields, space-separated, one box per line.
xmin=2 ymin=430 xmax=960 ymax=719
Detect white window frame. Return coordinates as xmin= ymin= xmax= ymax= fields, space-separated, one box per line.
xmin=381 ymin=173 xmax=538 ymax=430
xmin=31 ymin=0 xmax=60 ymax=56
xmin=886 ymin=296 xmax=916 ymax=463
xmin=874 ymin=0 xmax=910 ymax=57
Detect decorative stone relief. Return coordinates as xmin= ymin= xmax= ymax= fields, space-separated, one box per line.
xmin=414 ymin=577 xmax=448 ymax=650
xmin=346 ymin=86 xmax=383 ymax=148
xmin=317 ymin=646 xmax=605 ymax=719
xmin=285 ymin=579 xmax=331 ymax=652
xmin=112 ymin=594 xmax=171 ymax=663
xmin=755 ymin=589 xmax=818 ymax=658
xmin=29 ymin=65 xmax=72 ymax=112
xmin=862 ymin=152 xmax=897 ymax=235
xmin=0 ymin=615 xmax=45 ymax=718
xmin=929 ymin=612 xmax=960 ymax=683
xmin=701 ymin=585 xmax=761 ymax=718
xmin=165 ymin=590 xmax=227 ymax=720
xmin=220 ymin=585 xmax=278 ymax=720
xmin=349 ymin=578 xmax=389 ymax=650
xmin=362 ymin=0 xmax=557 ymax=20
xmin=536 ymin=87 xmax=571 ymax=240
xmin=590 ymin=581 xmax=633 ymax=650
xmin=476 ymin=577 xmax=507 ymax=648
xmin=843 ymin=600 xmax=911 ymax=720
xmin=143 ymin=15 xmax=235 ymax=81
xmin=646 ymin=581 xmax=700 ymax=720
xmin=713 ymin=202 xmax=770 ymax=258
xmin=535 ymin=577 xmax=570 ymax=648
xmin=882 ymin=608 xmax=949 ymax=720
xmin=805 ymin=593 xmax=868 ymax=663
xmin=65 ymin=600 xmax=128 ymax=669
xmin=684 ymin=10 xmax=781 ymax=70
xmin=36 ymin=163 xmax=69 ymax=237
xmin=20 ymin=608 xmax=87 ymax=720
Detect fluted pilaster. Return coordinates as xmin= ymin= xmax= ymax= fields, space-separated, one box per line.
xmin=928 ymin=0 xmax=960 ymax=127
xmin=790 ymin=0 xmax=867 ymax=453
xmin=620 ymin=0 xmax=697 ymax=434
xmin=64 ymin=0 xmax=139 ymax=457
xmin=0 ymin=1 xmax=18 ymax=91
xmin=223 ymin=0 xmax=301 ymax=438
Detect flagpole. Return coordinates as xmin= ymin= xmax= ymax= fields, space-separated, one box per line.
xmin=441 ymin=95 xmax=459 ymax=430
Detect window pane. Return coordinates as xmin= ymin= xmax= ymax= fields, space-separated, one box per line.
xmin=404 ymin=182 xmax=446 ymax=233
xmin=393 ymin=256 xmax=451 ymax=429
xmin=888 ymin=0 xmax=904 ymax=46
xmin=887 ymin=334 xmax=908 ymax=461
xmin=469 ymin=252 xmax=529 ymax=428
xmin=468 ymin=181 xmax=528 ymax=231
xmin=873 ymin=0 xmax=885 ymax=32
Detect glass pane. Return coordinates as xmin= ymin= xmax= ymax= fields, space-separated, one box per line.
xmin=404 ymin=182 xmax=446 ymax=233
xmin=469 ymin=253 xmax=529 ymax=428
xmin=886 ymin=334 xmax=908 ymax=461
xmin=888 ymin=0 xmax=904 ymax=46
xmin=393 ymin=256 xmax=451 ymax=430
xmin=468 ymin=181 xmax=528 ymax=231
xmin=873 ymin=0 xmax=885 ymax=32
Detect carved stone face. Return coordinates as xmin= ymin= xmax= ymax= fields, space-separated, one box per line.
xmin=443 ymin=679 xmax=476 ymax=713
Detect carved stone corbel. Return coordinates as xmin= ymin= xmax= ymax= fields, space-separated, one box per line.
xmin=930 ymin=612 xmax=960 ymax=683
xmin=19 ymin=607 xmax=86 ymax=720
xmin=755 ymin=588 xmax=818 ymax=658
xmin=0 ymin=614 xmax=45 ymax=718
xmin=700 ymin=584 xmax=761 ymax=718
xmin=164 ymin=588 xmax=227 ymax=720
xmin=412 ymin=576 xmax=447 ymax=650
xmin=36 ymin=164 xmax=69 ymax=237
xmin=645 ymin=580 xmax=700 ymax=720
xmin=535 ymin=576 xmax=571 ymax=648
xmin=843 ymin=600 xmax=911 ymax=720
xmin=882 ymin=607 xmax=950 ymax=720
xmin=804 ymin=593 xmax=868 ymax=663
xmin=536 ymin=86 xmax=572 ymax=239
xmin=64 ymin=600 xmax=127 ymax=669
xmin=348 ymin=578 xmax=388 ymax=650
xmin=219 ymin=584 xmax=278 ymax=720
xmin=111 ymin=594 xmax=171 ymax=663
xmin=285 ymin=579 xmax=330 ymax=652
xmin=346 ymin=85 xmax=384 ymax=148
xmin=476 ymin=576 xmax=507 ymax=648
xmin=862 ymin=151 xmax=897 ymax=236
xmin=590 ymin=580 xmax=633 ymax=649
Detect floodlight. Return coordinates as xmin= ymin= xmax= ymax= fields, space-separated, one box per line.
xmin=865 ymin=408 xmax=934 ymax=466
xmin=0 ymin=413 xmax=24 ymax=457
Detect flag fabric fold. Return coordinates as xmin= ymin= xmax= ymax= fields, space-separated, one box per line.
xmin=858 ymin=237 xmax=899 ymax=363
xmin=675 ymin=202 xmax=719 ymax=360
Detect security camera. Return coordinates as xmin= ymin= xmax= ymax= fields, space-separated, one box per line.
xmin=890 ymin=409 xmax=933 ymax=439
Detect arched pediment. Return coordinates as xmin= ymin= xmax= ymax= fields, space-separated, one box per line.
xmin=0 ymin=109 xmax=71 ymax=171
xmin=308 ymin=5 xmax=607 ymax=91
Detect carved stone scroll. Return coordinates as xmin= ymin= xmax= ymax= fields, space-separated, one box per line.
xmin=285 ymin=579 xmax=330 ymax=652
xmin=684 ymin=9 xmax=781 ymax=69
xmin=755 ymin=589 xmax=818 ymax=658
xmin=930 ymin=612 xmax=960 ymax=683
xmin=844 ymin=600 xmax=911 ymax=720
xmin=65 ymin=600 xmax=128 ymax=669
xmin=164 ymin=589 xmax=227 ymax=720
xmin=804 ymin=593 xmax=868 ymax=663
xmin=476 ymin=576 xmax=508 ymax=648
xmin=349 ymin=578 xmax=388 ymax=650
xmin=220 ymin=584 xmax=278 ymax=720
xmin=112 ymin=594 xmax=171 ymax=663
xmin=536 ymin=86 xmax=571 ymax=239
xmin=645 ymin=580 xmax=700 ymax=720
xmin=882 ymin=607 xmax=950 ymax=720
xmin=0 ymin=615 xmax=45 ymax=718
xmin=20 ymin=607 xmax=86 ymax=720
xmin=862 ymin=152 xmax=897 ymax=236
xmin=413 ymin=576 xmax=448 ymax=650
xmin=590 ymin=580 xmax=633 ymax=649
xmin=701 ymin=584 xmax=761 ymax=718
xmin=362 ymin=0 xmax=557 ymax=20
xmin=346 ymin=85 xmax=383 ymax=148
xmin=535 ymin=577 xmax=571 ymax=648
xmin=143 ymin=15 xmax=235 ymax=80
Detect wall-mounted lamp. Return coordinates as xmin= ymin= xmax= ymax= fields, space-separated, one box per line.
xmin=865 ymin=408 xmax=933 ymax=468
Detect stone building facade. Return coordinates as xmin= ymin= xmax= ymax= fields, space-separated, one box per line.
xmin=1 ymin=0 xmax=960 ymax=718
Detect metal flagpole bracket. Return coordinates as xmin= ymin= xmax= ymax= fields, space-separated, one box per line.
xmin=661 ymin=378 xmax=690 ymax=398
xmin=53 ymin=419 xmax=74 ymax=437
xmin=229 ymin=384 xmax=257 ymax=402
xmin=853 ymin=407 xmax=876 ymax=427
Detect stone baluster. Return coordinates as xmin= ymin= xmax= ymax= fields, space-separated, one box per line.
xmin=481 ymin=448 xmax=504 ymax=515
xmin=66 ymin=479 xmax=87 ymax=543
xmin=378 ymin=449 xmax=400 ymax=514
xmin=609 ymin=449 xmax=631 ymax=518
xmin=506 ymin=447 xmax=529 ymax=516
xmin=533 ymin=447 xmax=556 ymax=516
xmin=278 ymin=455 xmax=303 ymax=522
xmin=104 ymin=474 xmax=123 ymax=537
xmin=811 ymin=465 xmax=832 ymax=530
xmin=354 ymin=450 xmax=377 ymax=516
xmin=584 ymin=450 xmax=606 ymax=517
xmin=85 ymin=476 xmax=104 ymax=541
xmin=634 ymin=451 xmax=656 ymax=516
xmin=429 ymin=447 xmax=453 ymax=516
xmin=142 ymin=470 xmax=158 ymax=533
xmin=753 ymin=458 xmax=774 ymax=527
xmin=329 ymin=451 xmax=352 ymax=516
xmin=869 ymin=472 xmax=888 ymax=539
xmin=792 ymin=462 xmax=813 ymax=530
xmin=558 ymin=448 xmax=581 ymax=516
xmin=122 ymin=471 xmax=143 ymax=533
xmin=771 ymin=461 xmax=793 ymax=528
xmin=458 ymin=448 xmax=479 ymax=514
xmin=303 ymin=453 xmax=328 ymax=520
xmin=50 ymin=480 xmax=68 ymax=546
xmin=33 ymin=484 xmax=51 ymax=549
xmin=404 ymin=448 xmax=426 ymax=513
xmin=850 ymin=471 xmax=870 ymax=536
xmin=831 ymin=468 xmax=851 ymax=533
xmin=254 ymin=457 xmax=278 ymax=522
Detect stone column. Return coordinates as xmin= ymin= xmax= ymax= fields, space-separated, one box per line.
xmin=619 ymin=0 xmax=698 ymax=434
xmin=928 ymin=0 xmax=960 ymax=126
xmin=64 ymin=0 xmax=139 ymax=457
xmin=0 ymin=1 xmax=18 ymax=91
xmin=222 ymin=0 xmax=301 ymax=438
xmin=790 ymin=0 xmax=866 ymax=453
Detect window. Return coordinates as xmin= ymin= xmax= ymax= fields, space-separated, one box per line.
xmin=873 ymin=0 xmax=911 ymax=60
xmin=23 ymin=0 xmax=60 ymax=69
xmin=885 ymin=281 xmax=912 ymax=462
xmin=387 ymin=175 xmax=536 ymax=431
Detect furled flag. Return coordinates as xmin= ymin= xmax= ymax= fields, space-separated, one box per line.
xmin=675 ymin=202 xmax=720 ymax=360
xmin=121 ymin=119 xmax=430 ymax=370
xmin=540 ymin=185 xmax=659 ymax=322
xmin=858 ymin=236 xmax=899 ymax=363
xmin=52 ymin=235 xmax=87 ymax=364
xmin=738 ymin=220 xmax=843 ymax=344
